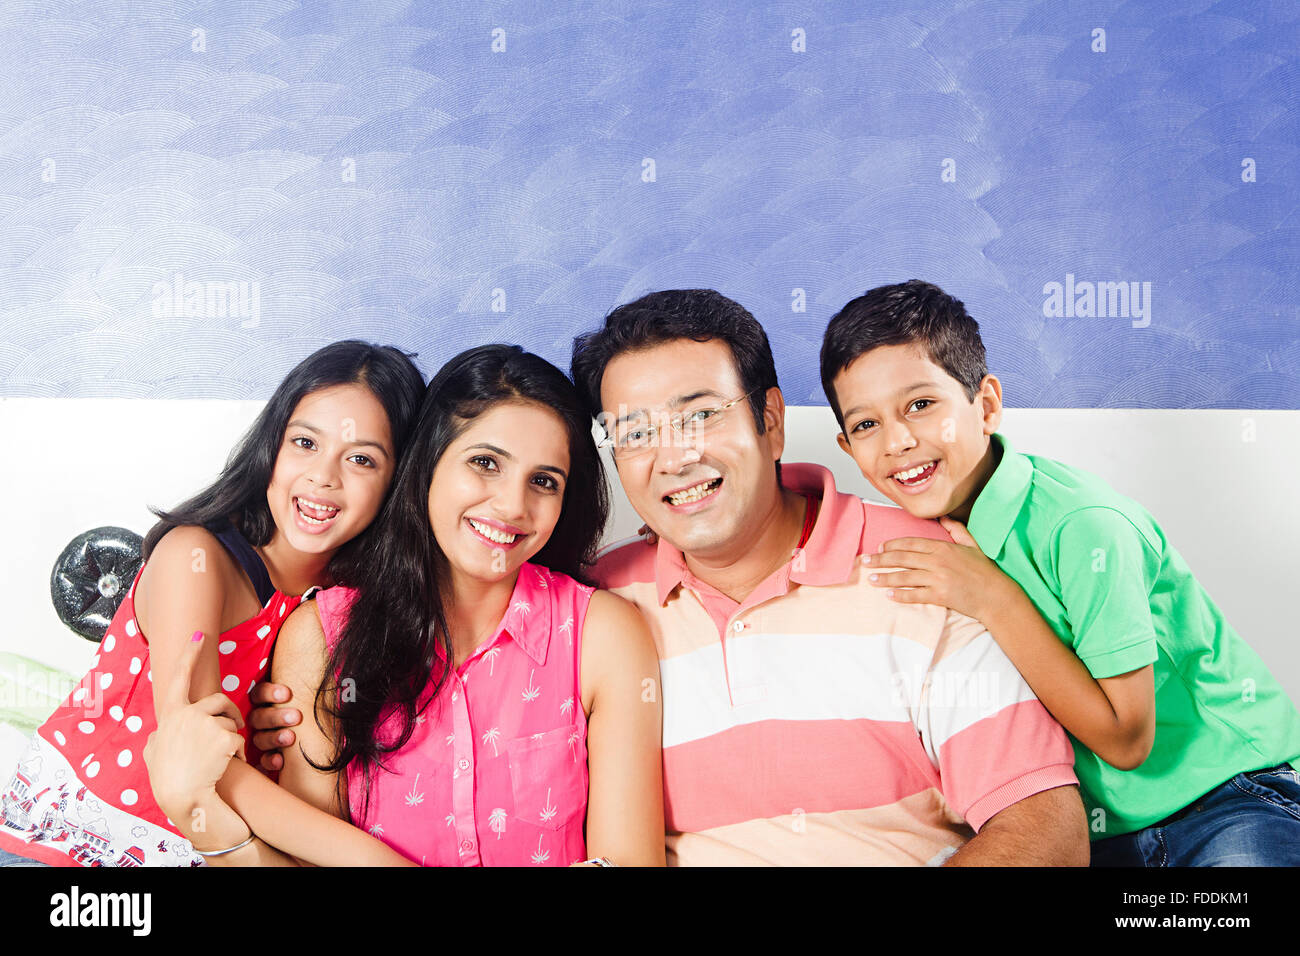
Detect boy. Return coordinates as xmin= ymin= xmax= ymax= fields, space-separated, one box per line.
xmin=820 ymin=279 xmax=1300 ymax=866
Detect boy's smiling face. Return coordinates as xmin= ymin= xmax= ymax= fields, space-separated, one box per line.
xmin=832 ymin=343 xmax=1003 ymax=521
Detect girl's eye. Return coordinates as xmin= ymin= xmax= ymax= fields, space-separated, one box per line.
xmin=348 ymin=454 xmax=374 ymax=468
xmin=292 ymin=436 xmax=316 ymax=450
xmin=532 ymin=474 xmax=560 ymax=492
xmin=470 ymin=455 xmax=499 ymax=472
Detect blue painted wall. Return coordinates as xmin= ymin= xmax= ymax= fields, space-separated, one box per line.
xmin=1 ymin=0 xmax=1295 ymax=406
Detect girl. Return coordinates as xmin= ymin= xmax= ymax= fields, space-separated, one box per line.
xmin=146 ymin=344 xmax=665 ymax=866
xmin=0 ymin=340 xmax=425 ymax=867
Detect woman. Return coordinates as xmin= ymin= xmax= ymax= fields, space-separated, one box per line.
xmin=145 ymin=344 xmax=665 ymax=865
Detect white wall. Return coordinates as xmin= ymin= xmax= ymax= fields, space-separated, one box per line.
xmin=4 ymin=399 xmax=1296 ymax=703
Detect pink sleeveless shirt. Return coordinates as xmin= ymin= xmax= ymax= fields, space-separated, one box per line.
xmin=316 ymin=563 xmax=594 ymax=866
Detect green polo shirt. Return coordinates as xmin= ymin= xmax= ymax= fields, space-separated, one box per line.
xmin=967 ymin=433 xmax=1300 ymax=839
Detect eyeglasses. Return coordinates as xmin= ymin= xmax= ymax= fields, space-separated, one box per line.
xmin=596 ymin=390 xmax=757 ymax=461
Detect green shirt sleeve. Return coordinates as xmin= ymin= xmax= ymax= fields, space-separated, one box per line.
xmin=1048 ymin=506 xmax=1160 ymax=679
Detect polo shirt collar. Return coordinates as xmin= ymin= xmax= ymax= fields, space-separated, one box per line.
xmin=967 ymin=433 xmax=1033 ymax=559
xmin=436 ymin=562 xmax=553 ymax=667
xmin=651 ymin=462 xmax=864 ymax=605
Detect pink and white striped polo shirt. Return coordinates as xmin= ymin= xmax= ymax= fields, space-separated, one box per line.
xmin=594 ymin=463 xmax=1077 ymax=866
xmin=315 ymin=563 xmax=594 ymax=866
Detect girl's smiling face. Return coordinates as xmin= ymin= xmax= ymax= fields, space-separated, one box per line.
xmin=265 ymin=383 xmax=396 ymax=558
xmin=426 ymin=401 xmax=570 ymax=588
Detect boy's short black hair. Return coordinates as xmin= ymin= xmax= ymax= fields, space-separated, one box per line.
xmin=820 ymin=279 xmax=988 ymax=430
xmin=571 ymin=288 xmax=779 ymax=434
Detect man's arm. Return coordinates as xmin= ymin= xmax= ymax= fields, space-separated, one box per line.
xmin=945 ymin=784 xmax=1089 ymax=866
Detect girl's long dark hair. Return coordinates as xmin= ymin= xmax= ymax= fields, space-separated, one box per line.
xmin=142 ymin=340 xmax=426 ymax=577
xmin=319 ymin=344 xmax=609 ymax=818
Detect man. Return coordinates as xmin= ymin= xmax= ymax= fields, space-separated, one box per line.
xmin=568 ymin=289 xmax=1085 ymax=865
xmin=250 ymin=289 xmax=1087 ymax=865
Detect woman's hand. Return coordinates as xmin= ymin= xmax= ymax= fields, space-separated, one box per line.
xmin=143 ymin=631 xmax=247 ymax=824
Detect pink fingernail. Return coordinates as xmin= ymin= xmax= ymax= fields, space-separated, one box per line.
xmin=192 ymin=630 xmax=204 ymax=642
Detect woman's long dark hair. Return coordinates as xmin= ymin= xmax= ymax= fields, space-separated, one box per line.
xmin=142 ymin=341 xmax=426 ymax=577
xmin=319 ymin=344 xmax=609 ymax=817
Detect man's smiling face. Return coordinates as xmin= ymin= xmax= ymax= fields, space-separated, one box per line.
xmin=599 ymin=337 xmax=785 ymax=560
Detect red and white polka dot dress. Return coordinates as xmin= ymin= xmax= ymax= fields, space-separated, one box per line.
xmin=0 ymin=532 xmax=311 ymax=867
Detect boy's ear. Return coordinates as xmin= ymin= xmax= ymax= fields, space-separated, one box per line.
xmin=836 ymin=430 xmax=852 ymax=456
xmin=978 ymin=374 xmax=1003 ymax=435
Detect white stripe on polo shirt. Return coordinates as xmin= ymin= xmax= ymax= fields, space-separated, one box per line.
xmin=658 ymin=629 xmax=936 ymax=749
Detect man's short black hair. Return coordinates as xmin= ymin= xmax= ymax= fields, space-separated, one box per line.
xmin=571 ymin=288 xmax=780 ymax=432
xmin=820 ymin=279 xmax=988 ymax=430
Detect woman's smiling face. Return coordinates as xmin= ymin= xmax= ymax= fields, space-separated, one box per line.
xmin=426 ymin=400 xmax=571 ymax=586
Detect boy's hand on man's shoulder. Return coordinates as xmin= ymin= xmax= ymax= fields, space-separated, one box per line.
xmin=862 ymin=517 xmax=1013 ymax=622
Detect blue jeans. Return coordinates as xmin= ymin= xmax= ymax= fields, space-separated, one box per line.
xmin=1090 ymin=764 xmax=1300 ymax=866
xmin=0 ymin=846 xmax=47 ymax=867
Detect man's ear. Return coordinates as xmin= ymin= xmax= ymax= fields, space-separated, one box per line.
xmin=762 ymin=386 xmax=787 ymax=461
xmin=978 ymin=374 xmax=1003 ymax=436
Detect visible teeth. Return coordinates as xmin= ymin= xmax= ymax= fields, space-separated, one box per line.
xmin=894 ymin=462 xmax=935 ymax=482
xmin=296 ymin=498 xmax=339 ymax=524
xmin=469 ymin=519 xmax=519 ymax=545
xmin=667 ymin=479 xmax=720 ymax=505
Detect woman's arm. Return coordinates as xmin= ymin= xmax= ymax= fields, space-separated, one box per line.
xmin=578 ymin=590 xmax=665 ymax=866
xmin=146 ymin=602 xmax=417 ymax=866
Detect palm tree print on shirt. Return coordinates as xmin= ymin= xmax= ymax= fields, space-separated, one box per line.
xmin=531 ymin=832 xmax=550 ymax=865
xmin=521 ymin=669 xmax=540 ymax=703
xmin=483 ymin=646 xmax=501 ymax=676
xmin=490 ymin=808 xmax=507 ymax=840
xmin=540 ymin=787 xmax=557 ymax=824
xmin=404 ymin=772 xmax=425 ymax=807
xmin=482 ymin=727 xmax=501 ymax=757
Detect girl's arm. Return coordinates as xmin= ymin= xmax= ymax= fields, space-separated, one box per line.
xmin=578 ymin=590 xmax=665 ymax=866
xmin=147 ymin=601 xmax=417 ymax=866
xmin=135 ymin=526 xmax=231 ymax=718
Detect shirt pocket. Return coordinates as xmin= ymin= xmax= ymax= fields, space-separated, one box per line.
xmin=506 ymin=724 xmax=587 ymax=831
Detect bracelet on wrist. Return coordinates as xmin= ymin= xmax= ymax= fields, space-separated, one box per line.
xmin=194 ymin=832 xmax=256 ymax=858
